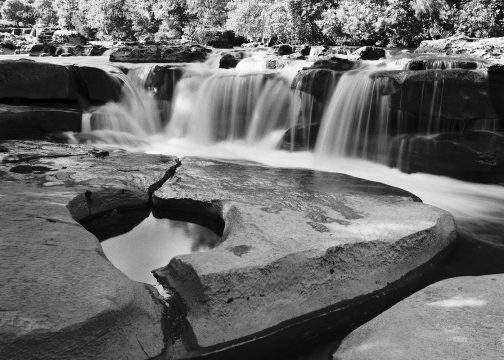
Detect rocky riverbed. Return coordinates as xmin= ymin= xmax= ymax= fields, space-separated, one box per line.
xmin=0 ymin=37 xmax=503 ymax=360
xmin=0 ymin=141 xmax=456 ymax=359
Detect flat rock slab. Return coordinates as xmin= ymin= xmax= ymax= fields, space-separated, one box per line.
xmin=334 ymin=275 xmax=504 ymax=360
xmin=152 ymin=158 xmax=456 ymax=353
xmin=0 ymin=141 xmax=178 ymax=360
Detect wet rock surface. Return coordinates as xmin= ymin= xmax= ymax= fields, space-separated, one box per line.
xmin=416 ymin=36 xmax=504 ymax=64
xmin=109 ymin=44 xmax=210 ymax=63
xmin=333 ymin=275 xmax=504 ymax=360
xmin=352 ymin=46 xmax=386 ymax=60
xmin=0 ymin=59 xmax=123 ymax=105
xmin=0 ymin=141 xmax=177 ymax=360
xmin=373 ymin=69 xmax=499 ymax=129
xmin=152 ymin=158 xmax=456 ymax=354
xmin=388 ymin=131 xmax=504 ymax=184
xmin=0 ymin=103 xmax=82 ymax=138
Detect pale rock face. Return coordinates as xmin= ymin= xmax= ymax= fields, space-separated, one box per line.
xmin=333 ymin=275 xmax=504 ymax=360
xmin=153 ymin=158 xmax=456 ymax=353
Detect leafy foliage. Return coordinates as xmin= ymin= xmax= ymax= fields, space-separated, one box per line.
xmin=33 ymin=0 xmax=57 ymax=26
xmin=0 ymin=0 xmax=502 ymax=46
xmin=1 ymin=0 xmax=36 ymax=26
xmin=455 ymin=0 xmax=504 ymax=37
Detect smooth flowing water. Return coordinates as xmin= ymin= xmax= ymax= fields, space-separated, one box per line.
xmin=76 ymin=55 xmax=502 ymax=243
xmin=68 ymin=52 xmax=503 ymax=360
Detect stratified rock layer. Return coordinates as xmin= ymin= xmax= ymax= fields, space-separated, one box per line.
xmin=153 ymin=158 xmax=456 ymax=353
xmin=109 ymin=44 xmax=210 ymax=63
xmin=0 ymin=141 xmax=178 ymax=360
xmin=334 ymin=275 xmax=504 ymax=360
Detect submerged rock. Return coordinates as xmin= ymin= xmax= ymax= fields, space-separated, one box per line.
xmin=352 ymin=46 xmax=386 ymax=60
xmin=219 ymin=53 xmax=239 ymax=69
xmin=152 ymin=158 xmax=456 ymax=354
xmin=334 ymin=275 xmax=504 ymax=360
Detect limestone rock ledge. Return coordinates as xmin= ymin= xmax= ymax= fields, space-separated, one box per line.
xmin=152 ymin=158 xmax=456 ymax=354
xmin=0 ymin=141 xmax=179 ymax=360
xmin=334 ymin=275 xmax=504 ymax=360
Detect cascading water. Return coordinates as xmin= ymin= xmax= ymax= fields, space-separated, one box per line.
xmin=71 ymin=52 xmax=503 ymax=360
xmin=166 ymin=69 xmax=296 ymax=144
xmin=314 ymin=68 xmax=391 ymax=160
xmin=80 ymin=65 xmax=162 ymax=145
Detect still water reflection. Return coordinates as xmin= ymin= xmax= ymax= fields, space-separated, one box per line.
xmin=101 ymin=214 xmax=221 ymax=284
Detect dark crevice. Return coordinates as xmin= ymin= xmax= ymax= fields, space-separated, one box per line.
xmin=148 ymin=158 xmax=182 ymax=200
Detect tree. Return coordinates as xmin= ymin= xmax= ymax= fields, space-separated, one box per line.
xmin=153 ymin=0 xmax=194 ymax=39
xmin=318 ymin=0 xmax=387 ymax=46
xmin=1 ymin=0 xmax=36 ymax=26
xmin=262 ymin=1 xmax=293 ymax=42
xmin=83 ymin=0 xmax=134 ymax=40
xmin=456 ymin=0 xmax=504 ymax=37
xmin=187 ymin=0 xmax=229 ymax=28
xmin=226 ymin=0 xmax=271 ymax=41
xmin=52 ymin=0 xmax=79 ymax=29
xmin=288 ymin=0 xmax=337 ymax=44
xmin=34 ymin=0 xmax=57 ymax=26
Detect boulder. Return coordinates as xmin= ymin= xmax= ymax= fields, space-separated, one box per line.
xmin=152 ymin=158 xmax=456 ymax=354
xmin=142 ymin=65 xmax=184 ymax=102
xmin=352 ymin=46 xmax=386 ymax=60
xmin=74 ymin=65 xmax=123 ymax=103
xmin=334 ymin=275 xmax=504 ymax=360
xmin=279 ymin=122 xmax=320 ymax=151
xmin=291 ymin=68 xmax=342 ymax=122
xmin=219 ymin=53 xmax=239 ymax=69
xmin=52 ymin=29 xmax=87 ymax=46
xmin=289 ymin=68 xmax=342 ymax=131
xmin=0 ymin=59 xmax=80 ymax=100
xmin=109 ymin=44 xmax=210 ymax=63
xmin=83 ymin=44 xmax=109 ymax=56
xmin=0 ymin=141 xmax=180 ymax=360
xmin=372 ymin=69 xmax=499 ymax=131
xmin=309 ymin=57 xmax=356 ymax=71
xmin=0 ymin=104 xmax=82 ymax=138
xmin=300 ymin=45 xmax=311 ymax=56
xmin=277 ymin=44 xmax=293 ymax=56
xmin=0 ymin=59 xmax=125 ymax=106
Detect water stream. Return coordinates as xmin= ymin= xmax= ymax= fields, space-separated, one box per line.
xmin=73 ymin=52 xmax=503 ymax=358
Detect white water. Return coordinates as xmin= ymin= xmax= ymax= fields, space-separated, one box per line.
xmin=166 ymin=69 xmax=296 ymax=144
xmin=79 ymin=65 xmax=162 ymax=145
xmin=315 ymin=69 xmax=392 ymax=159
xmin=73 ymin=56 xmax=503 ymax=244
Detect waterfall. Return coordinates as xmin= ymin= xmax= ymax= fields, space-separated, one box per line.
xmin=81 ymin=66 xmax=162 ymax=145
xmin=166 ymin=70 xmax=295 ymax=144
xmin=315 ymin=69 xmax=391 ymax=160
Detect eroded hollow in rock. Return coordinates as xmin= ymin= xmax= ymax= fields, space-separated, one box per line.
xmin=99 ymin=213 xmax=222 ymax=284
xmin=67 ymin=188 xmax=223 ymax=285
